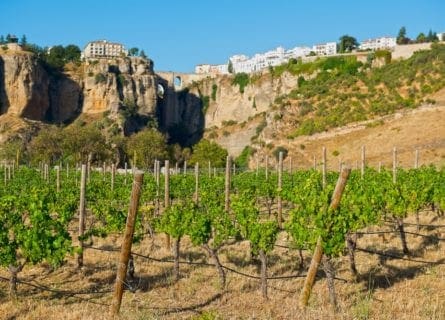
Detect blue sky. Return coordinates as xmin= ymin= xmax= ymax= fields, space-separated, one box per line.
xmin=0 ymin=0 xmax=444 ymax=72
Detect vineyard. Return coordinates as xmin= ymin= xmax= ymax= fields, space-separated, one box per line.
xmin=0 ymin=154 xmax=445 ymax=319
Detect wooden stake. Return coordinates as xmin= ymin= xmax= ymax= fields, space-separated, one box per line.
xmin=299 ymin=167 xmax=351 ymax=307
xmin=111 ymin=163 xmax=115 ymax=191
xmin=414 ymin=149 xmax=419 ymax=169
xmin=322 ymin=147 xmax=327 ymax=189
xmin=56 ymin=165 xmax=60 ymax=193
xmin=110 ymin=173 xmax=144 ymax=316
xmin=225 ymin=156 xmax=232 ymax=212
xmin=164 ymin=160 xmax=170 ymax=249
xmin=194 ymin=162 xmax=199 ymax=204
xmin=393 ymin=147 xmax=397 ymax=184
xmin=277 ymin=151 xmax=283 ymax=229
xmin=124 ymin=162 xmax=127 ymax=185
xmin=289 ymin=156 xmax=293 ymax=174
xmin=78 ymin=164 xmax=87 ymax=268
xmin=208 ymin=161 xmax=211 ymax=178
xmin=361 ymin=145 xmax=366 ymax=178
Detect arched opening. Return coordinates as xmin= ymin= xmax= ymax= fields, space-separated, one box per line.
xmin=157 ymin=84 xmax=165 ymax=98
xmin=173 ymin=76 xmax=182 ymax=89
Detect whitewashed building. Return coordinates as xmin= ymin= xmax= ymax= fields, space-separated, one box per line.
xmin=285 ymin=46 xmax=312 ymax=60
xmin=312 ymin=42 xmax=337 ymax=56
xmin=437 ymin=32 xmax=445 ymax=41
xmin=82 ymin=40 xmax=128 ymax=59
xmin=359 ymin=36 xmax=396 ymax=51
xmin=195 ymin=64 xmax=228 ymax=75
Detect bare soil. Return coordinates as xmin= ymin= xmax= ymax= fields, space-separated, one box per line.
xmin=1 ymin=210 xmax=444 ymax=319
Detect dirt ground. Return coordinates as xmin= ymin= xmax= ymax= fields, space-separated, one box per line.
xmin=1 ymin=210 xmax=444 ymax=320
xmin=278 ymin=103 xmax=445 ymax=171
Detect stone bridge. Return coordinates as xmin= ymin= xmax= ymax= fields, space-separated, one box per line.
xmin=156 ymin=71 xmax=208 ymax=91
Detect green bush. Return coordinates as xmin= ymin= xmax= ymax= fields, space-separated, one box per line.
xmin=95 ymin=73 xmax=107 ymax=84
xmin=232 ymin=73 xmax=250 ymax=93
xmin=273 ymin=146 xmax=288 ymax=160
xmin=211 ymin=84 xmax=218 ymax=101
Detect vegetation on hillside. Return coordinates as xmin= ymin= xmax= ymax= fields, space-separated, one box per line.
xmin=267 ymin=43 xmax=445 ymax=138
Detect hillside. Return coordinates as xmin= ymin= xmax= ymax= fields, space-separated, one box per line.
xmin=1 ymin=43 xmax=445 ymax=169
xmin=190 ymin=43 xmax=445 ymax=167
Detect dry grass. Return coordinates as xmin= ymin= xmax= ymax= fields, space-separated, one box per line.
xmin=1 ymin=211 xmax=444 ymax=320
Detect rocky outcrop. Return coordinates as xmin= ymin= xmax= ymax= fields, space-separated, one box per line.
xmin=196 ymin=72 xmax=299 ymax=128
xmin=0 ymin=50 xmax=158 ymax=125
xmin=0 ymin=52 xmax=50 ymax=120
xmin=81 ymin=57 xmax=157 ymax=117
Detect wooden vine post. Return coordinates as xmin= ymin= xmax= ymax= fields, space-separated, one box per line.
xmin=164 ymin=160 xmax=171 ymax=249
xmin=299 ymin=167 xmax=351 ymax=307
xmin=361 ymin=145 xmax=366 ymax=178
xmin=322 ymin=147 xmax=327 ymax=189
xmin=224 ymin=156 xmax=232 ymax=212
xmin=194 ymin=162 xmax=199 ymax=204
xmin=56 ymin=165 xmax=60 ymax=193
xmin=277 ymin=151 xmax=283 ymax=228
xmin=414 ymin=149 xmax=419 ymax=169
xmin=110 ymin=172 xmax=144 ymax=316
xmin=111 ymin=163 xmax=116 ymax=191
xmin=77 ymin=164 xmax=87 ymax=268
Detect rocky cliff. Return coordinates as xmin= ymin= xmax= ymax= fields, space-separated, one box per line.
xmin=0 ymin=48 xmax=158 ymax=128
xmin=0 ymin=51 xmax=50 ymax=119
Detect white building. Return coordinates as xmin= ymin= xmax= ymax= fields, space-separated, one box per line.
xmin=285 ymin=46 xmax=312 ymax=60
xmin=312 ymin=42 xmax=337 ymax=56
xmin=195 ymin=64 xmax=229 ymax=75
xmin=437 ymin=32 xmax=445 ymax=41
xmin=359 ymin=36 xmax=396 ymax=51
xmin=82 ymin=40 xmax=128 ymax=59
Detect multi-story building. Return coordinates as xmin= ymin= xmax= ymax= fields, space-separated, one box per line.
xmin=312 ymin=42 xmax=337 ymax=56
xmin=359 ymin=36 xmax=396 ymax=51
xmin=285 ymin=46 xmax=312 ymax=60
xmin=82 ymin=40 xmax=128 ymax=59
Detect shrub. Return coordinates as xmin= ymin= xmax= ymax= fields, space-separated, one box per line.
xmin=201 ymin=96 xmax=210 ymax=114
xmin=95 ymin=73 xmax=107 ymax=84
xmin=273 ymin=146 xmax=288 ymax=160
xmin=211 ymin=84 xmax=217 ymax=101
xmin=222 ymin=120 xmax=237 ymax=126
xmin=232 ymin=73 xmax=250 ymax=93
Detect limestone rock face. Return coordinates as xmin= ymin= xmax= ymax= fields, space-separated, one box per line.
xmin=0 ymin=51 xmax=158 ymax=124
xmin=82 ymin=57 xmax=157 ymax=116
xmin=0 ymin=52 xmax=50 ymax=120
xmin=199 ymin=72 xmax=299 ymax=127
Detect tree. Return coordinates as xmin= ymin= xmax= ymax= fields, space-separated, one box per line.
xmin=64 ymin=44 xmax=81 ymax=62
xmin=128 ymin=47 xmax=139 ymax=56
xmin=189 ymin=139 xmax=228 ymax=168
xmin=0 ymin=139 xmax=25 ymax=164
xmin=228 ymin=60 xmax=233 ymax=73
xmin=416 ymin=32 xmax=427 ymax=43
xmin=28 ymin=126 xmax=65 ymax=164
xmin=0 ymin=35 xmax=4 ymax=44
xmin=397 ymin=26 xmax=409 ymax=45
xmin=140 ymin=50 xmax=147 ymax=59
xmin=338 ymin=35 xmax=359 ymax=53
xmin=19 ymin=35 xmax=27 ymax=46
xmin=62 ymin=124 xmax=108 ymax=164
xmin=125 ymin=128 xmax=167 ymax=169
xmin=427 ymin=29 xmax=437 ymax=42
xmin=46 ymin=45 xmax=66 ymax=69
